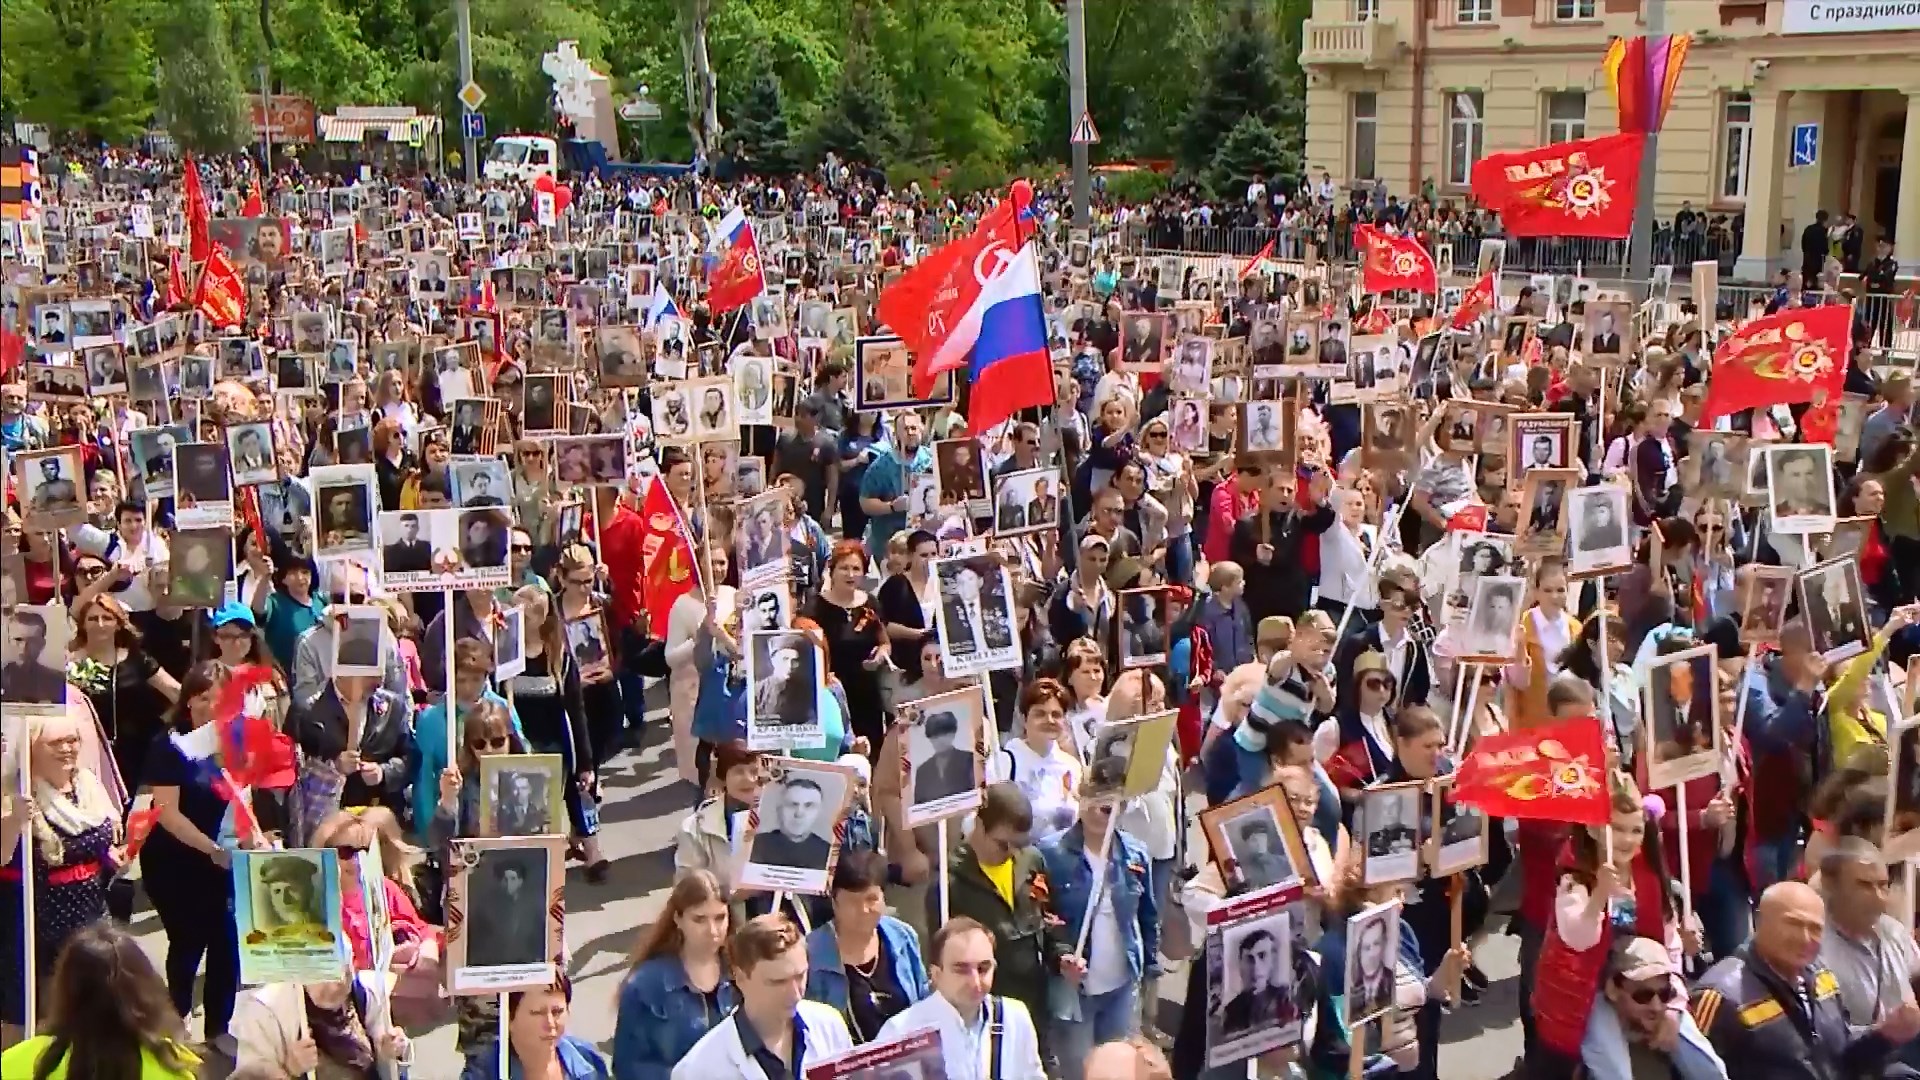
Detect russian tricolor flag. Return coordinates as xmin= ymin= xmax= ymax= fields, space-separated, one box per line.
xmin=878 ymin=180 xmax=1054 ymax=433
xmin=705 ymin=206 xmax=765 ymax=315
xmin=645 ymin=280 xmax=681 ymax=328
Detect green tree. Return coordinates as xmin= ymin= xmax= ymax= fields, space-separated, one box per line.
xmin=1208 ymin=114 xmax=1294 ymax=199
xmin=726 ymin=70 xmax=795 ymax=176
xmin=1 ymin=0 xmax=155 ymax=144
xmin=156 ymin=0 xmax=253 ymax=153
xmin=1178 ymin=0 xmax=1285 ymax=175
xmin=807 ymin=39 xmax=901 ymax=170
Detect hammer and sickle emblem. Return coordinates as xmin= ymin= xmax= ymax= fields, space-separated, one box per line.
xmin=972 ymin=240 xmax=1019 ymax=286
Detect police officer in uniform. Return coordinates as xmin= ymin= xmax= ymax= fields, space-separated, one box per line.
xmin=1691 ymin=882 xmax=1920 ymax=1079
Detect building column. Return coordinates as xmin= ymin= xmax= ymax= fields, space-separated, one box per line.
xmin=1735 ymin=89 xmax=1792 ymax=283
xmin=1896 ymin=93 xmax=1920 ymax=262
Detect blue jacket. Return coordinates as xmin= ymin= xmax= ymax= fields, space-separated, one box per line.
xmin=1038 ymin=823 xmax=1160 ymax=990
xmin=1579 ymin=998 xmax=1728 ymax=1080
xmin=803 ymin=915 xmax=931 ymax=1016
xmin=612 ymin=956 xmax=739 ymax=1080
xmin=411 ymin=691 xmax=527 ymax=831
xmin=462 ymin=1033 xmax=608 ymax=1079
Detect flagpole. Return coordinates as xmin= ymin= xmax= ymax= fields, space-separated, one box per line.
xmin=1625 ymin=0 xmax=1666 ymax=298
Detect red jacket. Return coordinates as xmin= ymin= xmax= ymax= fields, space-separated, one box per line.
xmin=1532 ymin=846 xmax=1669 ymax=1059
xmin=599 ymin=503 xmax=648 ymax=633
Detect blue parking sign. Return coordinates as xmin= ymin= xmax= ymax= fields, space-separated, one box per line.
xmin=1791 ymin=123 xmax=1818 ymax=168
xmin=461 ymin=111 xmax=485 ymax=141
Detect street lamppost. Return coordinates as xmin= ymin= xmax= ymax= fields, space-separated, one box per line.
xmin=637 ymin=83 xmax=652 ymax=162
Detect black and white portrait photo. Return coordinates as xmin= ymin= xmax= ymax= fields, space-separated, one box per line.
xmin=451 ymin=458 xmax=511 ymax=509
xmin=1082 ymin=710 xmax=1177 ymax=804
xmin=935 ymin=438 xmax=987 ymax=509
xmin=332 ymin=606 xmax=386 ymax=676
xmin=735 ymin=491 xmax=791 ymax=586
xmin=1120 ymin=311 xmax=1167 ymax=369
xmin=1641 ymin=643 xmax=1722 ymax=789
xmin=738 ymin=583 xmax=791 ymax=634
xmin=1583 ymin=302 xmax=1627 ymax=360
xmin=24 ymin=363 xmax=87 ymax=403
xmin=933 ymin=555 xmax=1020 ymax=678
xmin=1118 ymin=587 xmax=1168 ymax=669
xmin=1460 ymin=575 xmax=1524 ymax=660
xmin=740 ymin=761 xmax=853 ymax=894
xmin=1221 ymin=807 xmax=1298 ymax=892
xmin=1739 ymin=567 xmax=1794 ymax=646
xmin=226 ymin=423 xmax=277 ymax=486
xmin=746 ymin=630 xmax=826 ymax=752
xmin=1687 ymin=432 xmax=1745 ymax=499
xmin=1797 ymin=557 xmax=1869 ymax=664
xmin=1240 ymin=400 xmax=1287 ymax=457
xmin=564 ymin=610 xmax=612 ymax=679
xmin=1429 ymin=779 xmax=1490 ymax=877
xmin=455 ymin=841 xmax=557 ymax=984
xmin=16 ymin=448 xmax=85 ymax=531
xmin=902 ymin=688 xmax=984 ymax=826
xmin=1765 ymin=443 xmax=1837 ymax=533
xmin=1510 ymin=415 xmax=1571 ymax=472
xmin=521 ymin=373 xmax=566 ymax=434
xmin=1566 ymin=485 xmax=1631 ymax=576
xmin=312 ymin=469 xmax=376 ymax=558
xmin=989 ymin=467 xmax=1058 ymax=539
xmin=1 ymin=604 xmax=71 ymax=708
xmin=692 ymin=378 xmax=735 ymax=440
xmin=651 ymin=386 xmax=692 ymax=440
xmin=1206 ymin=909 xmax=1301 ymax=1066
xmin=595 ymin=325 xmax=646 ymax=387
xmin=494 ymin=604 xmax=527 ymax=680
xmin=1344 ymin=900 xmax=1403 ymax=1026
xmin=164 ymin=530 xmax=230 ymax=609
xmin=1359 ymin=784 xmax=1422 ymax=885
xmin=81 ymin=345 xmax=129 ymax=395
xmin=1519 ymin=471 xmax=1571 ymax=557
xmin=480 ymin=755 xmax=563 ymax=838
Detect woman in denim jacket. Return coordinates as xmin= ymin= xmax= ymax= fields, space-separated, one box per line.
xmin=1039 ymin=790 xmax=1160 ymax=1080
xmin=612 ymin=870 xmax=736 ymax=1080
xmin=802 ymin=851 xmax=930 ymax=1042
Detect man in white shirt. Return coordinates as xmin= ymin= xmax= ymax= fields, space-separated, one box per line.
xmin=878 ymin=917 xmax=1046 ymax=1080
xmin=674 ymin=914 xmax=854 ymax=1080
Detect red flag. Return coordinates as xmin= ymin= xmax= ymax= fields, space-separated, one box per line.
xmin=164 ymin=250 xmax=187 ymax=309
xmin=1697 ymin=304 xmax=1852 ymax=426
xmin=1355 ymin=225 xmax=1437 ymax=294
xmin=638 ymin=479 xmax=699 ymax=633
xmin=194 ymin=246 xmax=247 ymax=328
xmin=212 ymin=665 xmax=297 ymax=792
xmin=241 ymin=177 xmax=263 ymax=217
xmin=1450 ymin=716 xmax=1613 ymax=825
xmin=704 ymin=209 xmax=766 ymax=315
xmin=1451 ymin=272 xmax=1497 ymax=330
xmin=182 ymin=155 xmax=212 ymax=263
xmin=1446 ymin=505 xmax=1490 ymax=533
xmin=1470 ymin=132 xmax=1646 ymax=239
xmin=122 ymin=804 xmax=164 ymax=861
xmin=0 ymin=326 xmax=22 ymax=380
xmin=1238 ymin=238 xmax=1275 ymax=281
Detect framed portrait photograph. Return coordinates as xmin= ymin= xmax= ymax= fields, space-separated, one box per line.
xmin=80 ymin=344 xmax=129 ymax=396
xmin=1170 ymin=335 xmax=1213 ymax=396
xmin=1796 ymin=556 xmax=1870 ymax=664
xmin=1565 ymin=484 xmax=1632 ymax=578
xmin=1204 ymin=889 xmax=1303 ymax=1068
xmin=1343 ymin=899 xmax=1404 ymax=1027
xmin=1428 ymin=776 xmax=1490 ymax=878
xmin=1764 ymin=443 xmax=1838 ymax=534
xmin=1508 ymin=413 xmax=1577 ymax=473
xmin=1582 ymin=301 xmax=1630 ymax=362
xmin=988 ymin=466 xmax=1060 ymax=539
xmin=932 ymin=555 xmax=1023 ymax=678
xmin=734 ymin=489 xmax=792 ymax=588
xmin=231 ymin=848 xmax=347 ymax=986
xmin=1237 ymin=399 xmax=1292 ymax=463
xmin=1441 ymin=400 xmax=1481 ymax=454
xmin=1083 ymin=709 xmax=1179 ymax=803
xmin=1459 ymin=574 xmax=1525 ymax=661
xmin=934 ymin=437 xmax=988 ymax=511
xmin=1641 ymin=643 xmax=1723 ymax=789
xmin=1826 ymin=516 xmax=1873 ymax=564
xmin=650 ymin=382 xmax=694 ymax=441
xmin=689 ymin=376 xmax=736 ymax=440
xmin=310 ymin=465 xmax=378 ymax=559
xmin=225 ymin=422 xmax=278 ymax=487
xmin=737 ymin=758 xmax=856 ymax=895
xmin=1834 ymin=393 xmax=1872 ymax=464
xmin=158 ymin=528 xmax=230 ymax=610
xmin=1476 ymin=402 xmax=1514 ymax=458
xmin=1361 ymin=400 xmax=1413 ymax=470
xmin=1884 ymin=722 xmax=1920 ymax=860
xmin=1169 ymin=397 xmax=1209 ymax=453
xmin=733 ymin=353 xmax=776 ymax=426
xmin=1516 ymin=468 xmax=1575 ymax=559
xmin=330 ymin=604 xmax=387 ymax=677
xmin=520 ymin=372 xmax=567 ymax=436
xmin=745 ymin=629 xmax=827 ymax=752
xmin=447 ymin=397 xmax=501 ymax=458
xmin=1499 ymin=316 xmax=1535 ymax=360
xmin=594 ymin=325 xmax=647 ymax=387
xmin=478 ymin=753 xmax=565 ymax=838
xmin=854 ymin=334 xmax=952 ymax=412
xmin=1119 ymin=311 xmax=1168 ymax=371
xmin=0 ymin=603 xmax=71 ymax=711
xmin=1358 ymin=782 xmax=1424 ymax=885
xmin=1684 ymin=431 xmax=1747 ymax=500
xmin=1117 ymin=587 xmax=1170 ymax=669
xmin=563 ymin=608 xmax=614 ymax=681
xmin=14 ymin=447 xmax=87 ymax=531
xmin=444 ymin=836 xmax=565 ymax=994
xmin=493 ymin=603 xmax=527 ymax=680
xmin=898 ymin=687 xmax=986 ymax=827
xmin=1736 ymin=565 xmax=1795 ymax=647
xmin=1200 ymin=783 xmax=1314 ymax=894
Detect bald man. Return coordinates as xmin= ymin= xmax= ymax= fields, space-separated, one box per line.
xmin=1084 ymin=1037 xmax=1171 ymax=1080
xmin=1691 ymin=881 xmax=1920 ymax=1080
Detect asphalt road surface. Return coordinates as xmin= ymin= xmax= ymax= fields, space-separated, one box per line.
xmin=125 ymin=708 xmax=1526 ymax=1079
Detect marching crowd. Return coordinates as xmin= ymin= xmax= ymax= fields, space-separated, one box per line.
xmin=0 ymin=145 xmax=1918 ymax=1080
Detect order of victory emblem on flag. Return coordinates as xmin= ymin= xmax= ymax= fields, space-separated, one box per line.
xmin=1542 ymin=158 xmax=1618 ymax=221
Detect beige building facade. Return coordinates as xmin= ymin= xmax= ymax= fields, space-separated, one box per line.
xmin=1300 ymin=0 xmax=1920 ymax=280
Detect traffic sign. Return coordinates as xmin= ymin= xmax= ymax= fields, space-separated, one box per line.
xmin=461 ymin=111 xmax=485 ymax=141
xmin=1791 ymin=122 xmax=1819 ymax=168
xmin=619 ymin=98 xmax=662 ymax=122
xmin=1071 ymin=111 xmax=1100 ymax=146
xmin=457 ymin=81 xmax=487 ymax=112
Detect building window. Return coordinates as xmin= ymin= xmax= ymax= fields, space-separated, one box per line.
xmin=1356 ymin=0 xmax=1380 ymax=19
xmin=1352 ymin=93 xmax=1378 ymax=181
xmin=1720 ymin=92 xmax=1753 ymax=201
xmin=1447 ymin=91 xmax=1485 ymax=186
xmin=1455 ymin=0 xmax=1494 ymax=23
xmin=1553 ymin=0 xmax=1597 ymax=19
xmin=1546 ymin=91 xmax=1587 ymax=143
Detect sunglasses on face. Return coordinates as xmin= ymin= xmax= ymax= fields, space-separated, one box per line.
xmin=470 ymin=736 xmax=509 ymax=752
xmin=1621 ymin=982 xmax=1678 ymax=1005
xmin=511 ymin=543 xmax=534 ymax=553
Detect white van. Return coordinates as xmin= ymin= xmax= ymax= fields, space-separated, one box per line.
xmin=482 ymin=135 xmax=559 ymax=183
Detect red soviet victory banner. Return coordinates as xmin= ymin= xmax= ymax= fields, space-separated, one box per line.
xmin=1470 ymin=132 xmax=1646 ymax=239
xmin=193 ymin=246 xmax=247 ymax=328
xmin=1355 ymin=224 xmax=1438 ymax=294
xmin=1697 ymin=303 xmax=1852 ymax=427
xmin=1449 ymin=716 xmax=1612 ymax=825
xmin=1450 ymin=272 xmax=1497 ymax=330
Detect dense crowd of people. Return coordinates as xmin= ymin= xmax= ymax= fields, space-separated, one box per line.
xmin=0 ymin=142 xmax=1916 ymax=1080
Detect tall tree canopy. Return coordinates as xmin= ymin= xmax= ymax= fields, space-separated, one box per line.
xmin=0 ymin=0 xmax=1305 ymax=196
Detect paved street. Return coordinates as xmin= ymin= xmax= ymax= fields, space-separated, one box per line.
xmin=127 ymin=712 xmax=1524 ymax=1078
